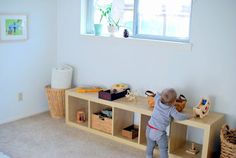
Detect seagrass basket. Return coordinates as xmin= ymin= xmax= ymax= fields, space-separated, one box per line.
xmin=174 ymin=94 xmax=187 ymax=112
xmin=220 ymin=124 xmax=236 ymax=158
xmin=45 ymin=85 xmax=66 ymax=119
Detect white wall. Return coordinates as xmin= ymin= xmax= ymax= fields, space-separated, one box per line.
xmin=0 ymin=0 xmax=57 ymax=124
xmin=57 ymin=0 xmax=236 ymax=144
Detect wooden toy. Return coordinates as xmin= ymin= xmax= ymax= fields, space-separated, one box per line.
xmin=125 ymin=90 xmax=136 ymax=101
xmin=193 ymin=98 xmax=211 ymax=118
xmin=77 ymin=110 xmax=86 ymax=123
xmin=186 ymin=143 xmax=199 ymax=155
xmin=111 ymin=83 xmax=129 ymax=93
xmin=76 ymin=87 xmax=103 ymax=93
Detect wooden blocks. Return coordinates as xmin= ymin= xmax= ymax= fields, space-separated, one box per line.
xmin=76 ymin=110 xmax=86 ymax=124
xmin=186 ymin=143 xmax=199 ymax=155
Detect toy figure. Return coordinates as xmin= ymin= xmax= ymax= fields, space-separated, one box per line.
xmin=193 ymin=98 xmax=211 ymax=118
xmin=123 ymin=29 xmax=129 ymax=38
xmin=125 ymin=90 xmax=136 ymax=101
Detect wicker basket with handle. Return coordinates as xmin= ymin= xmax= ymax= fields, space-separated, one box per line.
xmin=220 ymin=124 xmax=236 ymax=158
xmin=174 ymin=94 xmax=187 ymax=112
xmin=45 ymin=85 xmax=66 ymax=119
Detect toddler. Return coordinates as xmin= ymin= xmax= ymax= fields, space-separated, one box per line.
xmin=146 ymin=88 xmax=191 ymax=158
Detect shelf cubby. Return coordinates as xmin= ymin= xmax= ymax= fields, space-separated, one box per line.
xmin=67 ymin=96 xmax=89 ymax=127
xmin=113 ymin=108 xmax=138 ymax=143
xmin=90 ymin=101 xmax=113 ymax=134
xmin=169 ymin=123 xmax=203 ymax=158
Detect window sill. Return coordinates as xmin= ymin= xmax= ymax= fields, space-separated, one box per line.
xmin=80 ymin=33 xmax=193 ymax=51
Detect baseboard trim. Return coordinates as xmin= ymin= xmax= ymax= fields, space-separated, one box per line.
xmin=0 ymin=110 xmax=49 ymax=125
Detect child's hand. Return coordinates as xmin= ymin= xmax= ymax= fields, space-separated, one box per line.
xmin=187 ymin=114 xmax=194 ymax=119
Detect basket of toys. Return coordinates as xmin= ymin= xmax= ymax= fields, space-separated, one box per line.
xmin=220 ymin=124 xmax=236 ymax=158
xmin=45 ymin=85 xmax=66 ymax=119
xmin=174 ymin=94 xmax=187 ymax=112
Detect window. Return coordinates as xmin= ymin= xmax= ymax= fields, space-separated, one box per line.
xmin=86 ymin=0 xmax=192 ymax=42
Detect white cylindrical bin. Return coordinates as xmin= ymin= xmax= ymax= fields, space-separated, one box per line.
xmin=51 ymin=65 xmax=73 ymax=89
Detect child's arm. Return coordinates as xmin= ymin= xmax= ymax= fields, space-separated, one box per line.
xmin=170 ymin=107 xmax=192 ymax=121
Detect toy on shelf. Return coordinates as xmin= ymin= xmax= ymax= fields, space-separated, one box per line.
xmin=111 ymin=83 xmax=129 ymax=93
xmin=145 ymin=90 xmax=156 ymax=97
xmin=125 ymin=90 xmax=136 ymax=101
xmin=186 ymin=143 xmax=199 ymax=155
xmin=98 ymin=88 xmax=130 ymax=101
xmin=77 ymin=110 xmax=86 ymax=124
xmin=174 ymin=94 xmax=187 ymax=112
xmin=76 ymin=87 xmax=103 ymax=93
xmin=145 ymin=90 xmax=187 ymax=111
xmin=193 ymin=98 xmax=211 ymax=118
xmin=145 ymin=90 xmax=156 ymax=108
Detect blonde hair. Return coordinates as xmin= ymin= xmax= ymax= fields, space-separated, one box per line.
xmin=160 ymin=88 xmax=177 ymax=105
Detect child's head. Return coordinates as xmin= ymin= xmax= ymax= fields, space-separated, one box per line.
xmin=160 ymin=88 xmax=177 ymax=106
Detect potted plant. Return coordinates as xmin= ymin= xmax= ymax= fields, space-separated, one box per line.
xmin=94 ymin=3 xmax=112 ymax=36
xmin=107 ymin=16 xmax=120 ymax=36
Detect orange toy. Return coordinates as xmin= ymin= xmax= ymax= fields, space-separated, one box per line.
xmin=76 ymin=87 xmax=103 ymax=93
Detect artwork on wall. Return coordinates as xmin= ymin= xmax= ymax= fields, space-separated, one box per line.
xmin=0 ymin=15 xmax=27 ymax=41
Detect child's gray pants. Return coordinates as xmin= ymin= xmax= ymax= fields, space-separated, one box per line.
xmin=146 ymin=126 xmax=168 ymax=158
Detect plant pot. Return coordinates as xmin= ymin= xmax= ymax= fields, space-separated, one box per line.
xmin=94 ymin=24 xmax=103 ymax=36
xmin=107 ymin=25 xmax=119 ymax=36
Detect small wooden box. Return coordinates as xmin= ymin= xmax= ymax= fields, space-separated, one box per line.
xmin=91 ymin=113 xmax=112 ymax=134
xmin=122 ymin=125 xmax=139 ymax=139
xmin=98 ymin=89 xmax=129 ymax=101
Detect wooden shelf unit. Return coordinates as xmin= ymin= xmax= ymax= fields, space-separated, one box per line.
xmin=65 ymin=88 xmax=225 ymax=158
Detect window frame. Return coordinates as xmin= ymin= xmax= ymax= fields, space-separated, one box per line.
xmin=86 ymin=0 xmax=193 ymax=43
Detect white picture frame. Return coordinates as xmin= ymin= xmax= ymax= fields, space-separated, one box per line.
xmin=0 ymin=15 xmax=27 ymax=41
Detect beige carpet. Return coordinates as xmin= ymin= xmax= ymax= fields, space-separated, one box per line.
xmin=0 ymin=112 xmax=145 ymax=158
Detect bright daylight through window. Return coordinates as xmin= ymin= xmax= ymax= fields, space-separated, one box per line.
xmin=86 ymin=0 xmax=192 ymax=42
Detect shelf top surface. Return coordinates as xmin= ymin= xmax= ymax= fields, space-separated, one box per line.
xmin=66 ymin=88 xmax=224 ymax=127
xmin=66 ymin=88 xmax=153 ymax=115
xmin=176 ymin=108 xmax=224 ymax=127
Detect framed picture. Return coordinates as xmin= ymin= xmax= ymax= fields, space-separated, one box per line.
xmin=0 ymin=15 xmax=27 ymax=41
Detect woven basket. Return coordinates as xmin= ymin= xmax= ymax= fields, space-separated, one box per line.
xmin=174 ymin=94 xmax=187 ymax=112
xmin=220 ymin=124 xmax=236 ymax=158
xmin=45 ymin=85 xmax=66 ymax=119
